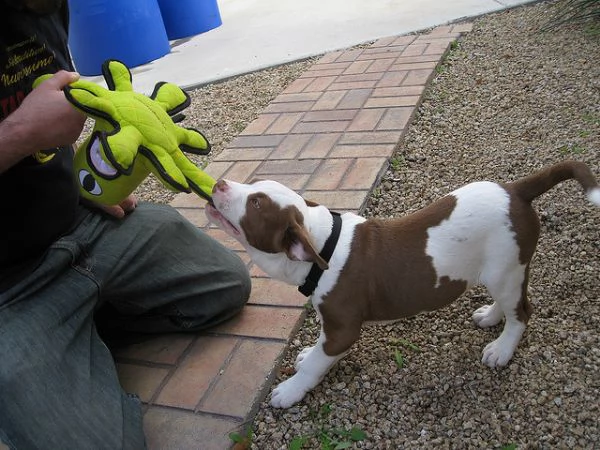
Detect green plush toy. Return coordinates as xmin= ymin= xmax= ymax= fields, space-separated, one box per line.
xmin=35 ymin=60 xmax=216 ymax=205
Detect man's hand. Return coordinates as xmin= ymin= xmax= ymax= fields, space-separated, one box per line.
xmin=0 ymin=70 xmax=87 ymax=172
xmin=83 ymin=194 xmax=138 ymax=219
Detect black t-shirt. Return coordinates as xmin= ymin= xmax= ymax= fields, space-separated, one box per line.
xmin=0 ymin=0 xmax=80 ymax=276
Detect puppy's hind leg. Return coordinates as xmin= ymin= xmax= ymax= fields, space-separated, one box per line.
xmin=480 ymin=265 xmax=532 ymax=368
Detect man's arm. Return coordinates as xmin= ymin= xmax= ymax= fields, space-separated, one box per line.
xmin=0 ymin=70 xmax=86 ymax=173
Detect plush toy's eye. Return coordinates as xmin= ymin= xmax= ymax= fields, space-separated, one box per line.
xmin=89 ymin=136 xmax=117 ymax=177
xmin=78 ymin=169 xmax=102 ymax=196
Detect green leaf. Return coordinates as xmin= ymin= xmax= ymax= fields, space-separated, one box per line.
xmin=394 ymin=349 xmax=404 ymax=368
xmin=350 ymin=427 xmax=367 ymax=441
xmin=289 ymin=436 xmax=308 ymax=450
xmin=228 ymin=432 xmax=243 ymax=443
xmin=333 ymin=442 xmax=352 ymax=449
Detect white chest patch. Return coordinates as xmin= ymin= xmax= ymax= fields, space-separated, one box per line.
xmin=425 ymin=182 xmax=521 ymax=288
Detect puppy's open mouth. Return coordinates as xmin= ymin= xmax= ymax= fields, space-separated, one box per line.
xmin=205 ymin=204 xmax=241 ymax=236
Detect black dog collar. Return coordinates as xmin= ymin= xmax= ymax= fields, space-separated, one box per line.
xmin=298 ymin=212 xmax=342 ymax=297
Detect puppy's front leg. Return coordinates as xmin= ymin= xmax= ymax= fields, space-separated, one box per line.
xmin=270 ymin=332 xmax=344 ymax=408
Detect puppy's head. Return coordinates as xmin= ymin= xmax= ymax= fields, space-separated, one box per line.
xmin=206 ymin=179 xmax=328 ymax=270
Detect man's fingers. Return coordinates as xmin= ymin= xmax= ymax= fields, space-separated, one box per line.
xmin=44 ymin=70 xmax=80 ymax=90
xmin=120 ymin=195 xmax=137 ymax=213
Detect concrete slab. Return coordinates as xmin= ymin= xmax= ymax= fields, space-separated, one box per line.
xmin=79 ymin=0 xmax=538 ymax=93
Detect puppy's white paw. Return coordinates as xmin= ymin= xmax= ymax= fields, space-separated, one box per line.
xmin=295 ymin=346 xmax=314 ymax=370
xmin=270 ymin=376 xmax=308 ymax=409
xmin=473 ymin=304 xmax=503 ymax=328
xmin=482 ymin=338 xmax=515 ymax=368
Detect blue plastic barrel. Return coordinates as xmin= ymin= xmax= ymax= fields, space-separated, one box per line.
xmin=68 ymin=0 xmax=171 ymax=76
xmin=157 ymin=0 xmax=222 ymax=40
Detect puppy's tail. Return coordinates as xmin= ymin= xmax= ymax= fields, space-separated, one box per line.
xmin=508 ymin=160 xmax=600 ymax=206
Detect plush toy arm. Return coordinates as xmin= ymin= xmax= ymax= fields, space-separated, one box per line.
xmin=103 ymin=125 xmax=144 ymax=172
xmin=152 ymin=82 xmax=191 ymax=115
xmin=65 ymin=85 xmax=118 ymax=126
xmin=175 ymin=127 xmax=211 ymax=155
xmin=171 ymin=151 xmax=216 ymax=201
xmin=139 ymin=144 xmax=192 ymax=193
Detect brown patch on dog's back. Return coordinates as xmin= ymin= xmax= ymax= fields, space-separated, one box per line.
xmin=319 ymin=195 xmax=469 ymax=356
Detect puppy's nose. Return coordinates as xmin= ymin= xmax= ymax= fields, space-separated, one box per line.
xmin=213 ymin=179 xmax=229 ymax=194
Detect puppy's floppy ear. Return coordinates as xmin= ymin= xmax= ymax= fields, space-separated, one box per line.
xmin=284 ymin=206 xmax=328 ymax=270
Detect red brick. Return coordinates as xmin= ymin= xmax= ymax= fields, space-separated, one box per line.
xmin=117 ymin=363 xmax=169 ymax=403
xmin=300 ymin=68 xmax=346 ymax=78
xmin=376 ymin=71 xmax=408 ymax=88
xmin=302 ymin=190 xmax=367 ymax=211
xmin=337 ymin=89 xmax=373 ymax=109
xmin=347 ymin=109 xmax=385 ymax=132
xmin=336 ymin=72 xmax=383 ymax=83
xmin=210 ymin=304 xmax=305 ymax=340
xmin=264 ymin=101 xmax=315 ymax=113
xmin=169 ymin=192 xmax=202 ymax=208
xmin=424 ymin=40 xmax=451 ymax=55
xmin=306 ymin=158 xmax=353 ymax=190
xmin=203 ymin=161 xmax=233 ymax=179
xmin=205 ymin=228 xmax=245 ymax=251
xmin=257 ymin=159 xmax=321 ymax=175
xmin=343 ymin=60 xmax=372 ymax=75
xmin=365 ymin=58 xmax=396 ymax=73
xmin=292 ymin=120 xmax=349 ymax=134
xmin=373 ymin=85 xmax=425 ymax=97
xmin=272 ymin=134 xmax=312 ymax=159
xmin=155 ymin=336 xmax=238 ymax=410
xmin=304 ymin=76 xmax=337 ymax=92
xmin=240 ymin=114 xmax=278 ymax=135
xmin=338 ymin=130 xmax=403 ymax=145
xmin=214 ymin=147 xmax=272 ymax=162
xmin=402 ymin=69 xmax=435 ymax=86
xmin=360 ymin=46 xmax=405 ymax=56
xmin=272 ymin=92 xmax=322 ymax=103
xmin=303 ymin=109 xmax=358 ymax=122
xmin=318 ymin=50 xmax=344 ymax=64
xmin=390 ymin=61 xmax=437 ymax=71
xmin=428 ymin=25 xmax=453 ymax=35
xmin=176 ymin=207 xmax=209 ymax=228
xmin=378 ymin=107 xmax=415 ymax=131
xmin=223 ymin=160 xmax=261 ymax=183
xmin=311 ymin=90 xmax=346 ymax=110
xmin=330 ymin=80 xmax=378 ymax=90
xmin=364 ymin=96 xmax=420 ymax=108
xmin=283 ymin=77 xmax=314 ymax=94
xmin=143 ymin=407 xmax=239 ymax=450
xmin=392 ymin=35 xmax=417 ymax=46
xmin=452 ymin=23 xmax=473 ymax=33
xmin=257 ymin=173 xmax=310 ymax=190
xmin=395 ymin=54 xmax=445 ymax=64
xmin=371 ymin=36 xmax=397 ymax=48
xmin=267 ymin=112 xmax=304 ymax=134
xmin=298 ymin=133 xmax=341 ymax=159
xmin=335 ymin=49 xmax=364 ymax=62
xmin=401 ymin=43 xmax=428 ymax=57
xmin=341 ymin=157 xmax=387 ymax=190
xmin=229 ymin=135 xmax=285 ymax=148
xmin=310 ymin=61 xmax=352 ymax=72
xmin=329 ymin=144 xmax=396 ymax=158
xmin=199 ymin=339 xmax=285 ymax=417
xmin=114 ymin=334 xmax=195 ymax=365
xmin=249 ymin=278 xmax=307 ymax=307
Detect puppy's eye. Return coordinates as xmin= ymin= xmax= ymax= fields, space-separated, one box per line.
xmin=251 ymin=198 xmax=260 ymax=209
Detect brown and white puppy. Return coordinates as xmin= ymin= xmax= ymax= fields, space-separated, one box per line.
xmin=206 ymin=161 xmax=600 ymax=408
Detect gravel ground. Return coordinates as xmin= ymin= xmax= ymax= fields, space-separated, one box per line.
xmin=245 ymin=2 xmax=599 ymax=449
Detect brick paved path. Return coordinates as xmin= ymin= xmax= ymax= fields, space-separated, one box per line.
xmin=112 ymin=23 xmax=473 ymax=450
